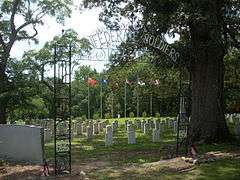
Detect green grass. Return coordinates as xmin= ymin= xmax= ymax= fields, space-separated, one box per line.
xmin=44 ymin=118 xmax=240 ymax=179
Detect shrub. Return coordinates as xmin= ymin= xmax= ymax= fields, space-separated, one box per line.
xmin=93 ymin=113 xmax=100 ymax=120
xmin=104 ymin=113 xmax=111 ymax=119
xmin=81 ymin=115 xmax=87 ymax=121
xmin=155 ymin=113 xmax=161 ymax=118
xmin=129 ymin=112 xmax=135 ymax=118
xmin=142 ymin=111 xmax=147 ymax=118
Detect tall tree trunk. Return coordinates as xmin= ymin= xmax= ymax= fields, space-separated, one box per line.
xmin=0 ymin=106 xmax=7 ymax=124
xmin=189 ymin=1 xmax=229 ymax=143
xmin=0 ymin=62 xmax=7 ymax=124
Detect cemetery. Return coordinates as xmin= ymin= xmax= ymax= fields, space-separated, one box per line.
xmin=0 ymin=0 xmax=240 ymax=179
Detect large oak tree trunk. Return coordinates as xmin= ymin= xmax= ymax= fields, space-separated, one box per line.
xmin=0 ymin=62 xmax=7 ymax=124
xmin=189 ymin=1 xmax=229 ymax=143
xmin=0 ymin=105 xmax=7 ymax=124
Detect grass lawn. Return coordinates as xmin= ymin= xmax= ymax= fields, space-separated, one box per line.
xmin=1 ymin=118 xmax=240 ymax=179
xmin=43 ymin=118 xmax=240 ymax=179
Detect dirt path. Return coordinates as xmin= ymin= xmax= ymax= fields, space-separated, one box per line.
xmin=1 ymin=151 xmax=239 ymax=180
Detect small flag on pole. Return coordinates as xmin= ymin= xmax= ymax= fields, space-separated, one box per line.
xmin=125 ymin=79 xmax=132 ymax=86
xmin=138 ymin=79 xmax=146 ymax=86
xmin=87 ymin=77 xmax=97 ymax=86
xmin=154 ymin=79 xmax=160 ymax=86
xmin=101 ymin=79 xmax=108 ymax=85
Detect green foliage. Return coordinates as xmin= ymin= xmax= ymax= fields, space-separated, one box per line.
xmin=129 ymin=112 xmax=135 ymax=118
xmin=104 ymin=113 xmax=111 ymax=119
xmin=81 ymin=115 xmax=87 ymax=121
xmin=93 ymin=113 xmax=100 ymax=120
xmin=155 ymin=113 xmax=161 ymax=118
xmin=142 ymin=111 xmax=147 ymax=118
xmin=0 ymin=0 xmax=74 ymax=123
xmin=224 ymin=49 xmax=240 ymax=113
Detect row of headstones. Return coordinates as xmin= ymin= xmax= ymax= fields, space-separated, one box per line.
xmin=71 ymin=119 xmax=159 ymax=146
xmin=106 ymin=118 xmax=179 ymax=146
xmin=127 ymin=118 xmax=178 ymax=134
xmin=32 ymin=117 xmax=180 ymax=144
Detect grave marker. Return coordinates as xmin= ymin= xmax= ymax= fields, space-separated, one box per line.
xmin=105 ymin=125 xmax=113 ymax=146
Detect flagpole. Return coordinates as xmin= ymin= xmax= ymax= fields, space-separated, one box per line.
xmin=150 ymin=93 xmax=153 ymax=117
xmin=124 ymin=80 xmax=127 ymax=119
xmin=111 ymin=91 xmax=114 ymax=118
xmin=100 ymin=78 xmax=103 ymax=119
xmin=88 ymin=77 xmax=90 ymax=120
xmin=137 ymin=76 xmax=139 ymax=118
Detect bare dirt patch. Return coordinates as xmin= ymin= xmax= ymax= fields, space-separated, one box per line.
xmin=1 ymin=150 xmax=240 ymax=179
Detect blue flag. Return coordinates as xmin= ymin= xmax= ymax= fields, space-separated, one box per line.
xmin=101 ymin=79 xmax=108 ymax=84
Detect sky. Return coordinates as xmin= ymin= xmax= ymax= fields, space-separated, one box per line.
xmin=11 ymin=1 xmax=107 ymax=72
xmin=10 ymin=0 xmax=179 ymax=73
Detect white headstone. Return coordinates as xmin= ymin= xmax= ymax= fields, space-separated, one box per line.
xmin=152 ymin=128 xmax=160 ymax=142
xmin=98 ymin=122 xmax=103 ymax=133
xmin=235 ymin=123 xmax=240 ymax=137
xmin=76 ymin=122 xmax=82 ymax=136
xmin=136 ymin=119 xmax=141 ymax=129
xmin=105 ymin=125 xmax=113 ymax=146
xmin=144 ymin=123 xmax=150 ymax=134
xmin=86 ymin=126 xmax=93 ymax=141
xmin=125 ymin=120 xmax=129 ymax=130
xmin=112 ymin=121 xmax=118 ymax=132
xmin=141 ymin=120 xmax=146 ymax=132
xmin=173 ymin=120 xmax=178 ymax=133
xmin=127 ymin=124 xmax=136 ymax=144
xmin=44 ymin=128 xmax=52 ymax=143
xmin=93 ymin=122 xmax=99 ymax=134
xmin=154 ymin=120 xmax=160 ymax=130
xmin=0 ymin=125 xmax=44 ymax=164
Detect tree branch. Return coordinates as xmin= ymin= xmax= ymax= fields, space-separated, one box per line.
xmin=17 ymin=25 xmax=38 ymax=41
xmin=16 ymin=20 xmax=39 ymax=33
xmin=10 ymin=0 xmax=21 ymax=34
xmin=0 ymin=33 xmax=6 ymax=50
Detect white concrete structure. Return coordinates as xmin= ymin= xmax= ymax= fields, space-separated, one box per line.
xmin=0 ymin=125 xmax=44 ymax=164
xmin=154 ymin=120 xmax=160 ymax=130
xmin=125 ymin=120 xmax=129 ymax=131
xmin=105 ymin=125 xmax=113 ymax=146
xmin=114 ymin=120 xmax=119 ymax=128
xmin=152 ymin=128 xmax=160 ymax=142
xmin=144 ymin=123 xmax=150 ymax=134
xmin=93 ymin=122 xmax=99 ymax=134
xmin=136 ymin=119 xmax=141 ymax=129
xmin=44 ymin=128 xmax=52 ymax=143
xmin=127 ymin=124 xmax=136 ymax=144
xmin=173 ymin=121 xmax=178 ymax=133
xmin=76 ymin=122 xmax=83 ymax=136
xmin=235 ymin=123 xmax=240 ymax=137
xmin=141 ymin=120 xmax=146 ymax=132
xmin=112 ymin=121 xmax=118 ymax=132
xmin=82 ymin=123 xmax=87 ymax=133
xmin=98 ymin=122 xmax=104 ymax=132
xmin=86 ymin=126 xmax=93 ymax=141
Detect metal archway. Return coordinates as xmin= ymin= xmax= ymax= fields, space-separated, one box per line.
xmin=42 ymin=27 xmax=191 ymax=175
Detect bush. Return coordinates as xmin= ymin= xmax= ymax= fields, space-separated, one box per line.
xmin=129 ymin=112 xmax=135 ymax=118
xmin=155 ymin=113 xmax=161 ymax=118
xmin=142 ymin=111 xmax=147 ymax=118
xmin=81 ymin=115 xmax=87 ymax=121
xmin=93 ymin=113 xmax=100 ymax=120
xmin=104 ymin=113 xmax=111 ymax=119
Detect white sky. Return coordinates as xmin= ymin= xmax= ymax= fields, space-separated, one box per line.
xmin=10 ymin=0 xmax=179 ymax=73
xmin=11 ymin=1 xmax=107 ymax=72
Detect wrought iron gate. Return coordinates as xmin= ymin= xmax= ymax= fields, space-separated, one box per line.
xmin=53 ymin=44 xmax=72 ymax=175
xmin=176 ymin=66 xmax=191 ymax=156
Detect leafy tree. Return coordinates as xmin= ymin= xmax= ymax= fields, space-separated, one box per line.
xmin=224 ymin=49 xmax=240 ymax=113
xmin=0 ymin=0 xmax=73 ymax=124
xmin=83 ymin=0 xmax=240 ymax=143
